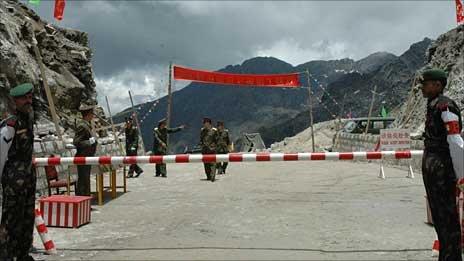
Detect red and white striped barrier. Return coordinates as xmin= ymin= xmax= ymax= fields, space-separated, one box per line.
xmin=34 ymin=208 xmax=57 ymax=255
xmin=33 ymin=150 xmax=424 ymax=166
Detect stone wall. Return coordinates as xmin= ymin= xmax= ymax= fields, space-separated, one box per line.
xmin=333 ymin=133 xmax=424 ymax=173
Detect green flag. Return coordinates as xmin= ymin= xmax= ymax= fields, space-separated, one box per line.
xmin=29 ymin=0 xmax=40 ymax=5
xmin=381 ymin=106 xmax=389 ymax=118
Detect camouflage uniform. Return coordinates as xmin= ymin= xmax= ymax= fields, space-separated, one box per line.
xmin=73 ymin=119 xmax=97 ymax=196
xmin=216 ymin=128 xmax=231 ymax=174
xmin=153 ymin=126 xmax=182 ymax=177
xmin=200 ymin=127 xmax=218 ymax=181
xmin=423 ymin=94 xmax=463 ymax=261
xmin=0 ymin=112 xmax=35 ymax=260
xmin=125 ymin=124 xmax=143 ymax=177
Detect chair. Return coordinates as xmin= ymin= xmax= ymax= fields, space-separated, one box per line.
xmin=44 ymin=155 xmax=76 ymax=195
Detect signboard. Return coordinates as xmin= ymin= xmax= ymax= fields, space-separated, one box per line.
xmin=380 ymin=129 xmax=411 ymax=151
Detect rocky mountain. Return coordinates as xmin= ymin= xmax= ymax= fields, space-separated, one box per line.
xmin=0 ymin=0 xmax=98 ymax=132
xmin=394 ymin=25 xmax=464 ymax=134
xmin=259 ymin=38 xmax=432 ymax=146
xmin=114 ymin=39 xmax=431 ymax=152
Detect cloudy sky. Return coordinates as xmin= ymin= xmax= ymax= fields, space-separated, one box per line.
xmin=29 ymin=0 xmax=456 ymax=113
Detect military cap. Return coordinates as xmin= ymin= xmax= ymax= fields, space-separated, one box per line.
xmin=419 ymin=69 xmax=448 ymax=83
xmin=10 ymin=83 xmax=33 ymax=97
xmin=217 ymin=120 xmax=224 ymax=125
xmin=78 ymin=104 xmax=95 ymax=111
xmin=203 ymin=117 xmax=212 ymax=123
xmin=158 ymin=118 xmax=167 ymax=125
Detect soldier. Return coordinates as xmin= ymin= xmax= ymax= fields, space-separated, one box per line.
xmin=200 ymin=117 xmax=218 ymax=182
xmin=0 ymin=83 xmax=36 ymax=261
xmin=152 ymin=118 xmax=185 ymax=177
xmin=420 ymin=69 xmax=463 ymax=261
xmin=125 ymin=117 xmax=143 ymax=178
xmin=216 ymin=121 xmax=231 ymax=175
xmin=73 ymin=104 xmax=97 ymax=196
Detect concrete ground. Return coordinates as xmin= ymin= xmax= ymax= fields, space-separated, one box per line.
xmin=36 ymin=161 xmax=441 ymax=260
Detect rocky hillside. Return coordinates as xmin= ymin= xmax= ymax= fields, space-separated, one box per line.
xmin=259 ymin=38 xmax=431 ymax=146
xmin=0 ymin=0 xmax=98 ymax=132
xmin=269 ymin=26 xmax=464 ymax=153
xmin=394 ymin=25 xmax=464 ymax=134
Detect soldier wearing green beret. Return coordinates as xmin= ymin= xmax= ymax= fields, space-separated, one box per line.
xmin=419 ymin=69 xmax=463 ymax=261
xmin=152 ymin=118 xmax=185 ymax=177
xmin=200 ymin=117 xmax=218 ymax=182
xmin=0 ymin=83 xmax=36 ymax=261
xmin=73 ymin=104 xmax=97 ymax=196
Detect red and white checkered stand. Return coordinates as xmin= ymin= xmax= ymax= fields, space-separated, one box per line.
xmin=34 ymin=208 xmax=57 ymax=255
xmin=38 ymin=195 xmax=92 ymax=228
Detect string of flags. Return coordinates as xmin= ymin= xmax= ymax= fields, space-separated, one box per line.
xmin=310 ymin=90 xmax=338 ymax=120
xmin=139 ymin=100 xmax=160 ymax=124
xmin=313 ymin=81 xmax=343 ymax=111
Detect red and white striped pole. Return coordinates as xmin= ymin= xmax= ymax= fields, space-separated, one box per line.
xmin=35 ymin=208 xmax=57 ymax=255
xmin=33 ymin=150 xmax=424 ymax=166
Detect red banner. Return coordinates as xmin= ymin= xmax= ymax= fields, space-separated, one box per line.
xmin=173 ymin=66 xmax=301 ymax=88
xmin=457 ymin=0 xmax=464 ymax=24
xmin=54 ymin=0 xmax=66 ymax=21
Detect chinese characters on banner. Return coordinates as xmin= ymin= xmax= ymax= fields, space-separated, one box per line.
xmin=380 ymin=129 xmax=411 ymax=151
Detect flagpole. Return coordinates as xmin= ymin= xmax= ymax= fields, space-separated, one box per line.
xmin=31 ymin=30 xmax=63 ymax=142
xmin=166 ymin=62 xmax=173 ymax=153
xmin=306 ymin=70 xmax=315 ymax=152
xmin=365 ymin=85 xmax=378 ymax=135
xmin=128 ymin=90 xmax=146 ymax=154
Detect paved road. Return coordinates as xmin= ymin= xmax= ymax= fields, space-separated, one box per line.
xmin=41 ymin=161 xmax=439 ymax=260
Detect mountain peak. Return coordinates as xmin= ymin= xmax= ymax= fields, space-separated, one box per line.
xmin=219 ymin=56 xmax=294 ymax=74
xmin=355 ymin=51 xmax=397 ymax=73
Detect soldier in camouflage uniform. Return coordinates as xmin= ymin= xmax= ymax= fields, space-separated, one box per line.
xmin=420 ymin=69 xmax=463 ymax=261
xmin=215 ymin=121 xmax=231 ymax=175
xmin=153 ymin=118 xmax=185 ymax=177
xmin=200 ymin=117 xmax=218 ymax=182
xmin=125 ymin=117 xmax=143 ymax=178
xmin=0 ymin=83 xmax=36 ymax=261
xmin=73 ymin=104 xmax=97 ymax=196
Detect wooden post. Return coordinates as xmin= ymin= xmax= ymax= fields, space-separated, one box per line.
xmin=31 ymin=33 xmax=63 ymax=141
xmin=338 ymin=93 xmax=347 ymax=131
xmin=128 ymin=90 xmax=146 ymax=154
xmin=365 ymin=85 xmax=378 ymax=135
xmin=306 ymin=70 xmax=315 ymax=152
xmin=105 ymin=96 xmax=126 ymax=190
xmin=96 ymin=170 xmax=103 ymax=206
xmin=111 ymin=167 xmax=117 ymax=199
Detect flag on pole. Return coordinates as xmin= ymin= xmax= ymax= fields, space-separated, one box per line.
xmin=54 ymin=0 xmax=66 ymax=21
xmin=381 ymin=106 xmax=389 ymax=118
xmin=457 ymin=0 xmax=464 ymax=25
xmin=173 ymin=65 xmax=301 ymax=88
xmin=29 ymin=0 xmax=41 ymax=5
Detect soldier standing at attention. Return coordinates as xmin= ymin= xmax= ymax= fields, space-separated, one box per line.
xmin=0 ymin=83 xmax=36 ymax=261
xmin=216 ymin=121 xmax=231 ymax=175
xmin=153 ymin=118 xmax=185 ymax=177
xmin=420 ymin=69 xmax=463 ymax=261
xmin=200 ymin=117 xmax=218 ymax=182
xmin=73 ymin=104 xmax=97 ymax=196
xmin=125 ymin=117 xmax=143 ymax=178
